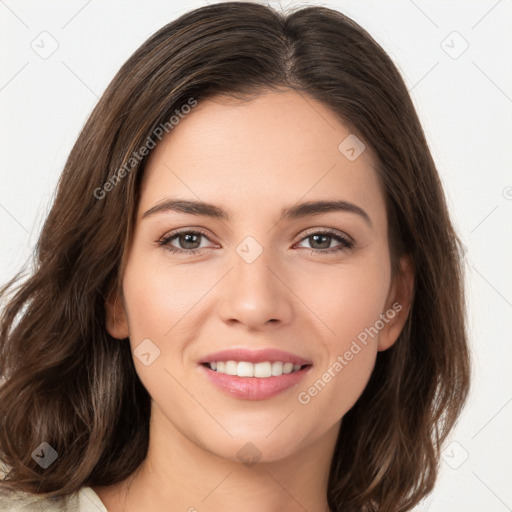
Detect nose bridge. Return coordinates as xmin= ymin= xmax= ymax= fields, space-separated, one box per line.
xmin=216 ymin=234 xmax=293 ymax=328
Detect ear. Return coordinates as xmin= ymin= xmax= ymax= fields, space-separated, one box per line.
xmin=105 ymin=286 xmax=130 ymax=340
xmin=378 ymin=255 xmax=414 ymax=352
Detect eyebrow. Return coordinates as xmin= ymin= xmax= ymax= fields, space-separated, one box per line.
xmin=143 ymin=198 xmax=372 ymax=227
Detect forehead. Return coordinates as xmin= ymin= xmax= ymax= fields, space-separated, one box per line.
xmin=140 ymin=90 xmax=385 ymax=226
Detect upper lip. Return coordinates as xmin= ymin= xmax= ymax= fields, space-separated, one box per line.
xmin=200 ymin=348 xmax=312 ymax=366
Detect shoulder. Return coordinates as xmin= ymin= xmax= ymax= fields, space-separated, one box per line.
xmin=0 ymin=485 xmax=105 ymax=512
xmin=0 ymin=486 xmax=72 ymax=511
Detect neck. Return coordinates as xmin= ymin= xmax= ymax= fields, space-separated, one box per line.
xmin=94 ymin=403 xmax=339 ymax=512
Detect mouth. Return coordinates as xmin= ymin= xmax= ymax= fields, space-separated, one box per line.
xmin=199 ymin=348 xmax=312 ymax=400
xmin=202 ymin=360 xmax=309 ymax=377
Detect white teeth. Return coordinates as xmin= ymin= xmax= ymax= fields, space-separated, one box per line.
xmin=254 ymin=362 xmax=271 ymax=378
xmin=237 ymin=361 xmax=254 ymax=377
xmin=283 ymin=362 xmax=293 ymax=374
xmin=225 ymin=360 xmax=237 ymax=375
xmin=271 ymin=361 xmax=283 ymax=376
xmin=208 ymin=360 xmax=304 ymax=378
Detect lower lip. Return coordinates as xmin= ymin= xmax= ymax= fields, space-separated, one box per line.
xmin=200 ymin=364 xmax=311 ymax=400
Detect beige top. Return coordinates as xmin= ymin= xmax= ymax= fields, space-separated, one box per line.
xmin=0 ymin=486 xmax=108 ymax=511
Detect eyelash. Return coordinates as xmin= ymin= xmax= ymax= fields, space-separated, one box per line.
xmin=157 ymin=228 xmax=354 ymax=256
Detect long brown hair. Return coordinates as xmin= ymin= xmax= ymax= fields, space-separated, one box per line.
xmin=0 ymin=3 xmax=470 ymax=510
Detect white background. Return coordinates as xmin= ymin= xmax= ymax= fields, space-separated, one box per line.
xmin=1 ymin=1 xmax=511 ymax=510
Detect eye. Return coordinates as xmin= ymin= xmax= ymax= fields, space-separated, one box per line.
xmin=295 ymin=229 xmax=353 ymax=255
xmin=157 ymin=227 xmax=354 ymax=256
xmin=157 ymin=229 xmax=215 ymax=255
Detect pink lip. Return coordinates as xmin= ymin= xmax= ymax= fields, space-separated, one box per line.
xmin=200 ymin=348 xmax=311 ymax=366
xmin=198 ymin=348 xmax=313 ymax=400
xmin=200 ymin=364 xmax=311 ymax=400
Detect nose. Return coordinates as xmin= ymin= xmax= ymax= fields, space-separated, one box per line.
xmin=216 ymin=244 xmax=294 ymax=331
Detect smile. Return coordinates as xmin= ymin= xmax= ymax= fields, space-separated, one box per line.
xmin=205 ymin=360 xmax=305 ymax=378
xmin=199 ymin=348 xmax=312 ymax=400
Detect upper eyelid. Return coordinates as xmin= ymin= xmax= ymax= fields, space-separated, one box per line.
xmin=297 ymin=226 xmax=352 ymax=242
xmin=161 ymin=227 xmax=215 ymax=243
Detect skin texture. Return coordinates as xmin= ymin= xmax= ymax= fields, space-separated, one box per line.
xmin=94 ymin=90 xmax=413 ymax=512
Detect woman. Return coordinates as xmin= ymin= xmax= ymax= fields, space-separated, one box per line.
xmin=0 ymin=2 xmax=470 ymax=511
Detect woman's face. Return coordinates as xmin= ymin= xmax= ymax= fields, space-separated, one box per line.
xmin=107 ymin=90 xmax=411 ymax=463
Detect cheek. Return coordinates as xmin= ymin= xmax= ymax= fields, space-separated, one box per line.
xmin=122 ymin=252 xmax=207 ymax=339
xmin=120 ymin=254 xmax=208 ymax=405
xmin=296 ymin=249 xmax=391 ymax=350
xmin=119 ymin=256 xmax=183 ymax=386
xmin=120 ymin=249 xmax=227 ymax=395
xmin=294 ymin=252 xmax=390 ymax=415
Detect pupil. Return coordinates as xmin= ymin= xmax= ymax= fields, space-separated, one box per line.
xmin=311 ymin=234 xmax=330 ymax=249
xmin=181 ymin=233 xmax=199 ymax=249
